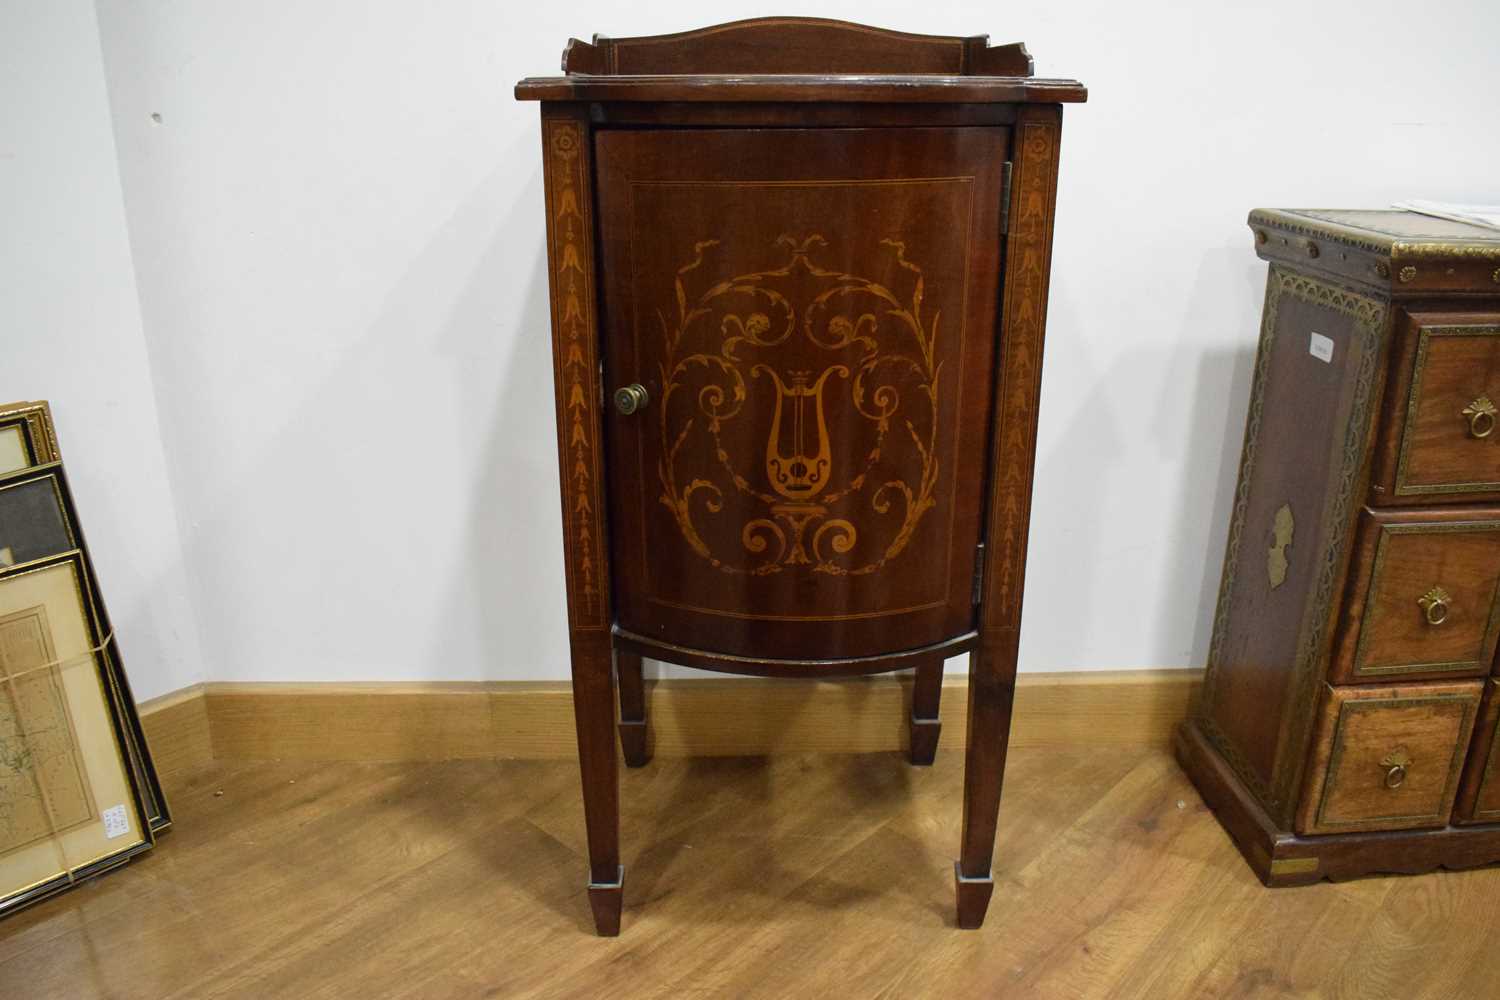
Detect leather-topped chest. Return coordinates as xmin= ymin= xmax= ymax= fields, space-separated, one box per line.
xmin=1179 ymin=208 xmax=1500 ymax=883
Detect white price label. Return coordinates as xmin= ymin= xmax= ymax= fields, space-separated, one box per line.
xmin=102 ymin=804 xmax=130 ymax=839
xmin=1309 ymin=332 xmax=1334 ymax=363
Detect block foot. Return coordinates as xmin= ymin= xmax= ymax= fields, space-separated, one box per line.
xmin=954 ymin=861 xmax=995 ymax=930
xmin=587 ymin=865 xmax=624 ymax=937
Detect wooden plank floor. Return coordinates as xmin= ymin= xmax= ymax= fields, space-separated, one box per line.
xmin=2 ymin=747 xmax=1496 ymax=998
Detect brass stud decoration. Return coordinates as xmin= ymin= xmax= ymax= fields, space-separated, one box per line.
xmin=1492 ymin=266 xmax=1500 ymax=285
xmin=1463 ymin=395 xmax=1497 ymax=439
xmin=1417 ymin=586 xmax=1452 ymax=626
xmin=1375 ymin=261 xmax=1391 ymax=279
xmin=1399 ymin=265 xmax=1417 ymax=283
xmin=1305 ymin=240 xmax=1320 ymax=259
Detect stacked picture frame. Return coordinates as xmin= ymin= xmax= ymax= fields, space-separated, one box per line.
xmin=0 ymin=400 xmax=167 ymax=917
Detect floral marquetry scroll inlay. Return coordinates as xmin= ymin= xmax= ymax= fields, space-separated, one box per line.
xmin=545 ymin=120 xmax=606 ymax=629
xmin=656 ymin=234 xmax=943 ymax=577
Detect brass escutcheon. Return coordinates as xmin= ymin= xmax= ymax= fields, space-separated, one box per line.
xmin=1463 ymin=395 xmax=1497 ymax=439
xmin=1267 ymin=503 xmax=1294 ymax=590
xmin=613 ymin=384 xmax=649 ymax=415
xmin=1417 ymin=586 xmax=1451 ymax=626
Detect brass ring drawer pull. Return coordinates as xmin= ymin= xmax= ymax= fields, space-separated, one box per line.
xmin=1417 ymin=586 xmax=1451 ymax=626
xmin=613 ymin=384 xmax=649 ymax=415
xmin=1381 ymin=748 xmax=1412 ymax=790
xmin=1462 ymin=395 xmax=1496 ymax=438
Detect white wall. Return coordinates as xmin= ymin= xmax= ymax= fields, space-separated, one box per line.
xmin=0 ymin=0 xmax=206 ymax=699
xmin=44 ymin=0 xmax=1500 ymax=688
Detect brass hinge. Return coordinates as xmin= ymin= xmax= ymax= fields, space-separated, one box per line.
xmin=972 ymin=542 xmax=986 ymax=606
xmin=999 ymin=161 xmax=1014 ymax=235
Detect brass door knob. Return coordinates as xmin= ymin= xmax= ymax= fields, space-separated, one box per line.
xmin=613 ymin=384 xmax=649 ymax=415
xmin=1417 ymin=586 xmax=1451 ymax=626
xmin=1462 ymin=396 xmax=1496 ymax=438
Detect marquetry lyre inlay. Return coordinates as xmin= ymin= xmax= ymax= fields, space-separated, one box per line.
xmin=657 ymin=234 xmax=942 ymax=576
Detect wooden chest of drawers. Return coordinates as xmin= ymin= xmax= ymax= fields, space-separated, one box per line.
xmin=1178 ymin=208 xmax=1500 ymax=884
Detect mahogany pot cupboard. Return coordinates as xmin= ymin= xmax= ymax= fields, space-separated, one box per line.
xmin=516 ymin=17 xmax=1085 ymax=935
xmin=1178 ymin=209 xmax=1500 ymax=885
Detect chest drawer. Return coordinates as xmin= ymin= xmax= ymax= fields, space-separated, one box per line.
xmin=1330 ymin=509 xmax=1500 ymax=683
xmin=1297 ymin=681 xmax=1482 ymax=835
xmin=1376 ymin=314 xmax=1500 ymax=503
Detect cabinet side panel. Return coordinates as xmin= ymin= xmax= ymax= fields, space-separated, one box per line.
xmin=1198 ymin=267 xmax=1387 ymax=824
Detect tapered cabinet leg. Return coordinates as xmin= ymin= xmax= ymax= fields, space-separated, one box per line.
xmin=572 ymin=635 xmax=623 ymax=936
xmin=541 ymin=106 xmax=626 ymax=935
xmin=946 ymin=102 xmax=1061 ymax=931
xmin=955 ymin=630 xmax=1018 ymax=929
xmin=615 ymin=650 xmax=651 ymax=767
xmin=909 ymin=656 xmax=945 ymax=765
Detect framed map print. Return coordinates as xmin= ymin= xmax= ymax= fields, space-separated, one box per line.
xmin=0 ymin=551 xmax=153 ymax=917
xmin=0 ymin=461 xmax=171 ymax=835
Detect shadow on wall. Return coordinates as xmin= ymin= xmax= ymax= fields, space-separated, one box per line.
xmin=1138 ymin=247 xmax=1264 ymax=670
xmin=1022 ymin=244 xmax=1262 ymax=673
xmin=1023 ymin=278 xmax=1116 ymax=671
xmin=155 ymin=146 xmax=568 ymax=685
xmin=1177 ymin=255 xmax=1263 ymax=670
xmin=445 ymin=163 xmax=568 ymax=682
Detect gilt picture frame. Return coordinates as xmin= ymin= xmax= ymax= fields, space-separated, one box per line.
xmin=0 ymin=550 xmax=155 ymax=917
xmin=0 ymin=461 xmax=171 ymax=834
xmin=0 ymin=401 xmax=61 ymax=477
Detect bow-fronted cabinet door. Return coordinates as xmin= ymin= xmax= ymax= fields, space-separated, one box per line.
xmin=597 ymin=127 xmax=1008 ymax=660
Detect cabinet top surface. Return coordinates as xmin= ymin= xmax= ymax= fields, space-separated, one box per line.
xmin=1249 ymin=208 xmax=1500 ymax=294
xmin=1251 ymin=209 xmax=1500 ymax=255
xmin=514 ymin=16 xmax=1086 ymax=104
